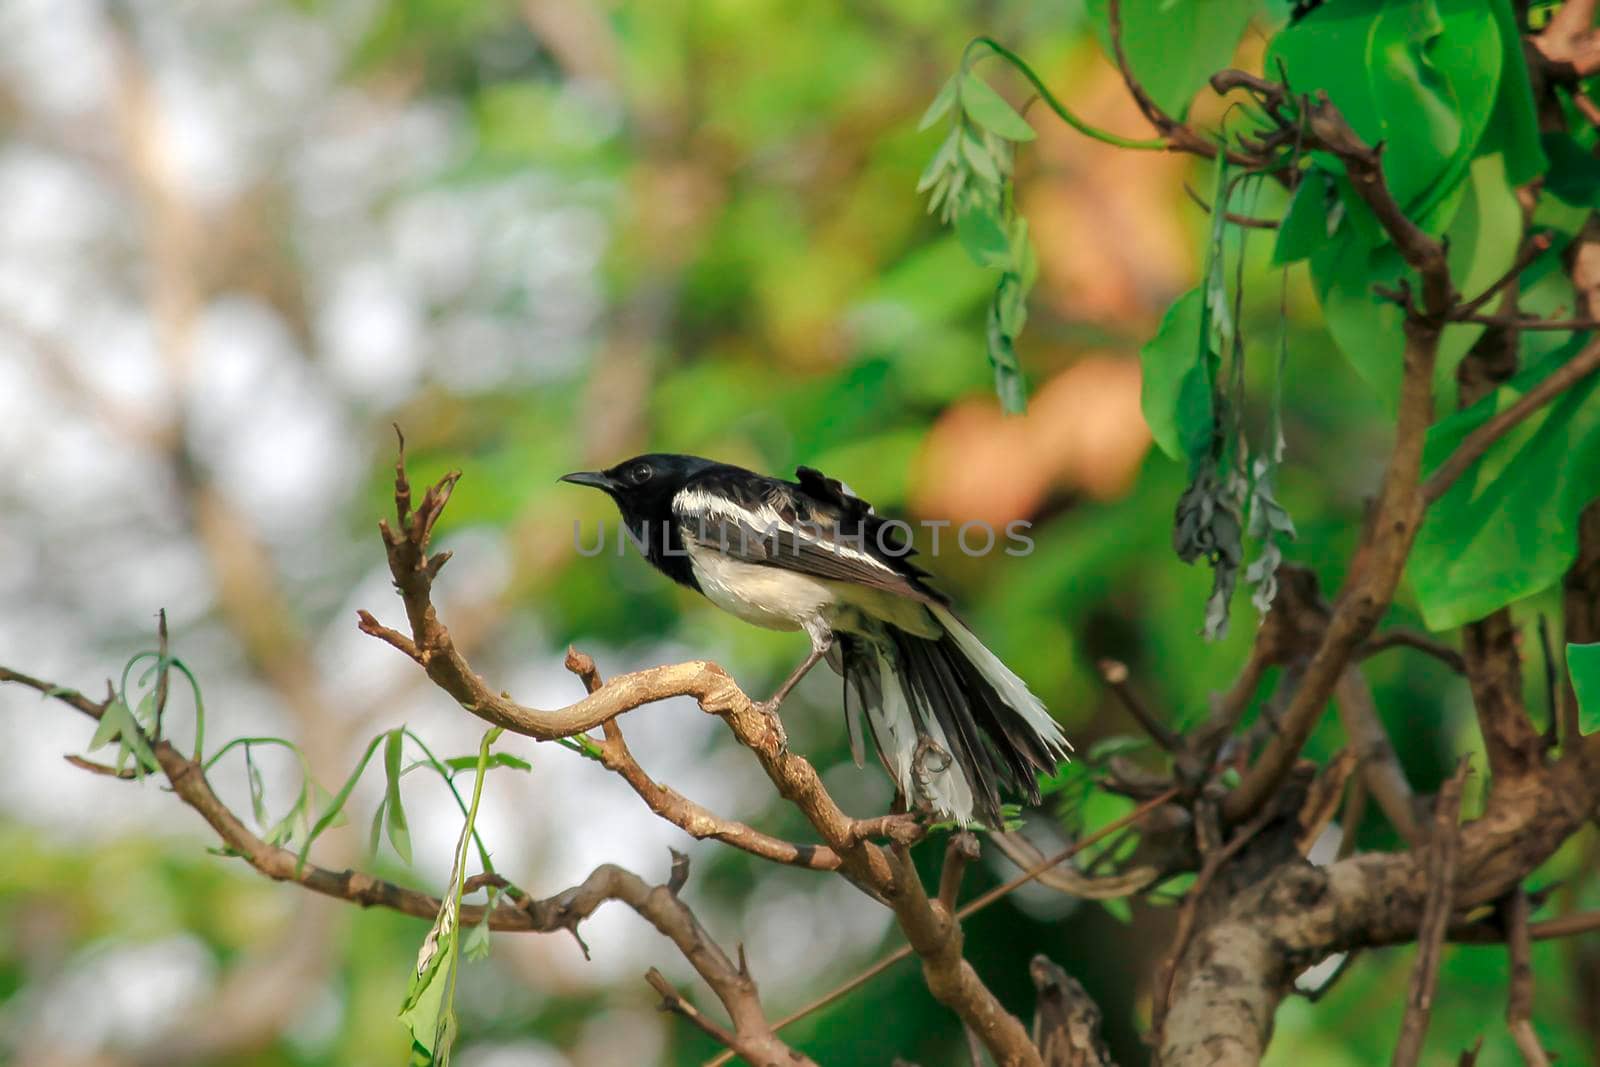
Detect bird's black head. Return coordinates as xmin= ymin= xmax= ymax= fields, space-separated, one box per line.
xmin=559 ymin=452 xmax=718 ymax=529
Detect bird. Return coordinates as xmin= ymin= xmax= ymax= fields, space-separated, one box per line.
xmin=560 ymin=453 xmax=1071 ymax=828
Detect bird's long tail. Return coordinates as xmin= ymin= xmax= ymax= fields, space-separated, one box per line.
xmin=836 ymin=605 xmax=1071 ymax=828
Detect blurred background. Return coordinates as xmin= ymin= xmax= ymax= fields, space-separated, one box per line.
xmin=0 ymin=1 xmax=1595 ymax=1065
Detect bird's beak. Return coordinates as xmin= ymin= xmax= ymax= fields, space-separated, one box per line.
xmin=559 ymin=470 xmax=615 ymax=491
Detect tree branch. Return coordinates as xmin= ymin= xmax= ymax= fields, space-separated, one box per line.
xmin=1030 ymin=955 xmax=1116 ymax=1067
xmin=1332 ymin=668 xmax=1421 ymax=846
xmin=1357 ymin=628 xmax=1466 ymax=674
xmin=362 ymin=445 xmax=1059 ymax=1063
xmin=1423 ymin=336 xmax=1600 ymax=505
xmin=562 ymin=648 xmax=849 ymax=873
xmin=1161 ymin=735 xmax=1600 ymax=1065
xmin=0 ymin=664 xmax=809 ymax=1066
xmin=1503 ymin=887 xmax=1552 ymax=1067
xmin=1391 ymin=757 xmax=1468 ymax=1067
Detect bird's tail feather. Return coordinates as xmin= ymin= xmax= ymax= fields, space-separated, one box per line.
xmin=837 ymin=616 xmax=1071 ymax=828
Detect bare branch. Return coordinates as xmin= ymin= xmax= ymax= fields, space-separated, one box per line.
xmin=1357 ymin=629 xmax=1467 ymax=674
xmin=1423 ymin=336 xmax=1600 ymax=505
xmin=938 ymin=832 xmax=981 ymax=913
xmin=1392 ymin=757 xmax=1468 ymax=1067
xmin=704 ymin=789 xmax=1180 ymax=1067
xmin=561 ymin=648 xmax=849 ymax=874
xmin=1097 ymin=659 xmax=1179 ymax=751
xmin=1503 ymin=888 xmax=1552 ymax=1067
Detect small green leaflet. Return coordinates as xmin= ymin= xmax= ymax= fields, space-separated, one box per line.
xmin=89 ymin=696 xmax=160 ymax=778
xmin=918 ymin=57 xmax=1038 ymax=412
xmin=958 ymin=72 xmax=1035 ymax=142
xmin=1568 ymin=643 xmax=1600 ymax=736
xmin=399 ymin=726 xmax=504 ymax=1065
xmin=1139 ymin=289 xmax=1213 ymax=461
xmin=384 ymin=729 xmax=413 ymax=864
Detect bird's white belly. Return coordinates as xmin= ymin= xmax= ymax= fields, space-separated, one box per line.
xmin=687 ymin=545 xmax=836 ymax=632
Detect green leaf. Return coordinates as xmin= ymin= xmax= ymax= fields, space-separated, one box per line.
xmin=297 ymin=732 xmax=387 ymax=873
xmin=1268 ymin=0 xmax=1502 ymax=216
xmin=1101 ymin=895 xmax=1133 ymax=924
xmin=1140 ymin=289 xmax=1214 ymax=461
xmin=917 ymin=127 xmax=960 ymax=194
xmin=384 ymin=729 xmax=413 ymax=865
xmin=986 ymin=273 xmax=1029 ymax=413
xmin=919 ymin=73 xmax=959 ymax=131
xmin=369 ymin=799 xmax=388 ymax=857
xmin=441 ymin=752 xmax=532 ymax=773
xmin=958 ymin=72 xmax=1035 ymax=142
xmin=955 ymin=206 xmax=1012 ymax=269
xmin=1086 ymin=0 xmax=1259 ymax=120
xmin=400 ymin=921 xmax=456 ymax=1066
xmin=89 ymin=697 xmax=160 ymax=778
xmin=1409 ymin=334 xmax=1600 ymax=629
xmin=462 ymin=911 xmax=494 ymax=962
xmin=246 ymin=748 xmax=269 ymax=829
xmin=1568 ymin=643 xmax=1600 ymax=735
xmin=1541 ymin=132 xmax=1600 ymax=208
xmin=1478 ymin=0 xmax=1547 ymax=186
xmin=1086 ymin=735 xmax=1151 ymax=762
xmin=1273 ymin=169 xmax=1332 ymax=265
xmin=1312 ymin=151 xmax=1520 ymax=406
xmin=959 ymin=128 xmax=1000 ymax=185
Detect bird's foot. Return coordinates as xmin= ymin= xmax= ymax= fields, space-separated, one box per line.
xmin=752 ymin=698 xmax=790 ymax=754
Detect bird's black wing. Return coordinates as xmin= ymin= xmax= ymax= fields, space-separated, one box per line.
xmin=670 ymin=465 xmax=946 ymax=604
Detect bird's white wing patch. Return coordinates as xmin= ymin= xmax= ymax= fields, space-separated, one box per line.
xmin=671 ymin=485 xmax=899 ymax=576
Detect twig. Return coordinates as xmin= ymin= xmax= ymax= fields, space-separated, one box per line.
xmin=562 ymin=648 xmax=849 ymax=874
xmin=1451 ymin=312 xmax=1600 ymax=330
xmin=1452 ymin=235 xmax=1553 ymax=319
xmin=1503 ymin=887 xmax=1551 ymax=1067
xmin=1357 ymin=629 xmax=1467 ymax=674
xmin=1391 ymin=757 xmax=1469 ymax=1067
xmin=1105 ymin=0 xmax=1240 ymax=161
xmin=646 ymin=968 xmax=741 ymax=1051
xmin=1337 ymin=773 xmax=1367 ymax=860
xmin=1181 ymin=182 xmax=1280 ymax=229
xmin=938 ymin=832 xmax=981 ymax=913
xmin=1097 ymin=659 xmax=1180 ymax=751
xmin=365 ymin=447 xmax=1045 ymax=1065
xmin=1423 ymin=336 xmax=1600 ymax=504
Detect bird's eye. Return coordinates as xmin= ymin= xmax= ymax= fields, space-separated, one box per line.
xmin=628 ymin=462 xmax=653 ymax=485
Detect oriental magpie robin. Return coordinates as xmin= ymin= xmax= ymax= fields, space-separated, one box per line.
xmin=561 ymin=454 xmax=1071 ymax=828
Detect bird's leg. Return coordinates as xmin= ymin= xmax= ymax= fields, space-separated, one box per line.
xmin=754 ymin=636 xmax=831 ymax=750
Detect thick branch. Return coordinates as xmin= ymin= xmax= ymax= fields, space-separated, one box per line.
xmin=1030 ymin=956 xmax=1116 ymax=1067
xmin=1161 ymin=735 xmax=1600 ymax=1065
xmin=886 ymin=844 xmax=1042 ymax=1067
